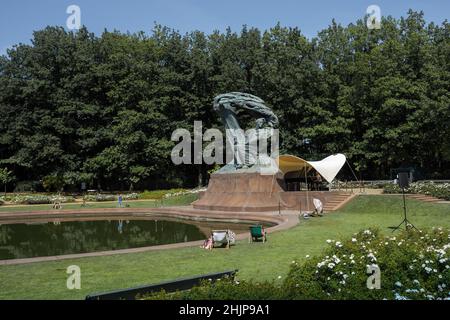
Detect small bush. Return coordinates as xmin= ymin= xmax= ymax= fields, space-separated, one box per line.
xmin=123 ymin=193 xmax=139 ymax=200
xmin=0 ymin=195 xmax=12 ymax=202
xmin=51 ymin=196 xmax=76 ymax=203
xmin=11 ymin=194 xmax=76 ymax=204
xmin=84 ymin=194 xmax=116 ymax=202
xmin=13 ymin=195 xmax=51 ymax=204
xmin=13 ymin=181 xmax=41 ymax=192
xmin=139 ymin=189 xmax=187 ymax=200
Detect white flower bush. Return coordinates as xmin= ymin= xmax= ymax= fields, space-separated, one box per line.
xmin=122 ymin=193 xmax=139 ymax=200
xmin=84 ymin=194 xmax=116 ymax=202
xmin=10 ymin=194 xmax=75 ymax=204
xmin=383 ymin=181 xmax=450 ymax=200
xmin=162 ymin=188 xmax=207 ymax=199
xmin=284 ymin=228 xmax=450 ymax=300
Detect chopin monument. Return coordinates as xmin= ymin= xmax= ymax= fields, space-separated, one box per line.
xmin=212 ymin=92 xmax=280 ymax=173
xmin=193 ymin=92 xmax=287 ymax=212
xmin=192 ymin=92 xmax=349 ymax=213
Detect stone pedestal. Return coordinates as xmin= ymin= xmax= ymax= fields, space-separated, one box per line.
xmin=192 ymin=172 xmax=285 ymax=212
xmin=193 ymin=171 xmax=352 ymax=212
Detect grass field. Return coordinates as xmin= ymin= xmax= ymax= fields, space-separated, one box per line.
xmin=0 ymin=195 xmax=449 ymax=300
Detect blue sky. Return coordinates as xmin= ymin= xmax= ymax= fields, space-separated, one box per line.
xmin=0 ymin=0 xmax=449 ymax=55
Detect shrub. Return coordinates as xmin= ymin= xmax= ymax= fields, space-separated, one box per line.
xmin=383 ymin=182 xmax=450 ymax=200
xmin=0 ymin=195 xmax=12 ymax=202
xmin=11 ymin=194 xmax=76 ymax=204
xmin=123 ymin=193 xmax=139 ymax=200
xmin=13 ymin=181 xmax=41 ymax=192
xmin=137 ymin=188 xmax=206 ymax=200
xmin=42 ymin=175 xmax=65 ymax=192
xmin=144 ymin=228 xmax=450 ymax=300
xmin=284 ymin=228 xmax=450 ymax=300
xmin=84 ymin=194 xmax=116 ymax=202
xmin=139 ymin=189 xmax=187 ymax=200
xmin=164 ymin=189 xmax=202 ymax=199
xmin=13 ymin=195 xmax=51 ymax=204
xmin=50 ymin=196 xmax=76 ymax=203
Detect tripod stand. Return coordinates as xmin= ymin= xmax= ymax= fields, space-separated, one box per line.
xmin=391 ymin=187 xmax=417 ymax=232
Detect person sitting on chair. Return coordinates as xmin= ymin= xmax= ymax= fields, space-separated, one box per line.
xmin=312 ymin=198 xmax=324 ymax=217
xmin=201 ymin=235 xmax=213 ymax=250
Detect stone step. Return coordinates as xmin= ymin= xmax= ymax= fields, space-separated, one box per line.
xmin=323 ymin=194 xmax=357 ymax=212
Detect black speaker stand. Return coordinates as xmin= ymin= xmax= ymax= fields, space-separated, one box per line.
xmin=391 ymin=187 xmax=417 ymax=232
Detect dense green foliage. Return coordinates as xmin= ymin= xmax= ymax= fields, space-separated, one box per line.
xmin=0 ymin=168 xmax=14 ymax=194
xmin=146 ymin=228 xmax=450 ymax=300
xmin=0 ymin=10 xmax=449 ymax=191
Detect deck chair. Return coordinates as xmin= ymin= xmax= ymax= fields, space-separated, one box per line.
xmin=211 ymin=230 xmax=235 ymax=248
xmin=312 ymin=198 xmax=324 ymax=216
xmin=249 ymin=225 xmax=267 ymax=243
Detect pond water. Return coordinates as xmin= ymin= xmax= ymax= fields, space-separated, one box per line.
xmin=0 ymin=218 xmax=271 ymax=260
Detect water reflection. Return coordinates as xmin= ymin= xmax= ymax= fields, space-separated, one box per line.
xmin=0 ymin=218 xmax=267 ymax=260
xmin=0 ymin=219 xmax=208 ymax=260
xmin=117 ymin=220 xmax=123 ymax=234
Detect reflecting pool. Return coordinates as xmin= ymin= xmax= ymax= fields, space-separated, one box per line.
xmin=0 ymin=218 xmax=264 ymax=259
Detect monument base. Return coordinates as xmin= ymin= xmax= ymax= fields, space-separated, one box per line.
xmin=193 ymin=171 xmax=352 ymax=212
xmin=192 ymin=172 xmax=285 ymax=212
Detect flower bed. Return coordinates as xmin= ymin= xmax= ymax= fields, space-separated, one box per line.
xmin=123 ymin=193 xmax=139 ymax=200
xmin=162 ymin=188 xmax=206 ymax=199
xmin=83 ymin=193 xmax=139 ymax=202
xmin=84 ymin=194 xmax=116 ymax=202
xmin=9 ymin=195 xmax=76 ymax=205
xmin=146 ymin=228 xmax=450 ymax=300
xmin=383 ymin=182 xmax=450 ymax=200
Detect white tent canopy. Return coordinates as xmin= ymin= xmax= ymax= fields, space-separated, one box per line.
xmin=277 ymin=153 xmax=347 ymax=183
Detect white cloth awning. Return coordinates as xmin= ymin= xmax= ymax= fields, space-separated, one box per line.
xmin=277 ymin=153 xmax=346 ymax=183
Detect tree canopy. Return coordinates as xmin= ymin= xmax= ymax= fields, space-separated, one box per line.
xmin=0 ymin=10 xmax=449 ymax=191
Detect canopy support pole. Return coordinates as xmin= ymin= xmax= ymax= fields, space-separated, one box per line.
xmin=346 ymin=160 xmax=361 ymax=191
xmin=304 ymin=168 xmax=310 ymax=212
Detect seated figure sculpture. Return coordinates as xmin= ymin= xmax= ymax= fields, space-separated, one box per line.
xmin=213 ymin=92 xmax=279 ymax=171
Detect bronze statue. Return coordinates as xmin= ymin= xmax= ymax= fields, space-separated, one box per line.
xmin=213 ymin=92 xmax=279 ymax=170
xmin=213 ymin=92 xmax=278 ymax=130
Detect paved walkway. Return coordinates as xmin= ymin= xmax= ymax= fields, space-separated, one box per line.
xmin=0 ymin=206 xmax=300 ymax=266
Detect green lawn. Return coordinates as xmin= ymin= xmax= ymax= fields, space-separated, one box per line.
xmin=0 ymin=195 xmax=449 ymax=300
